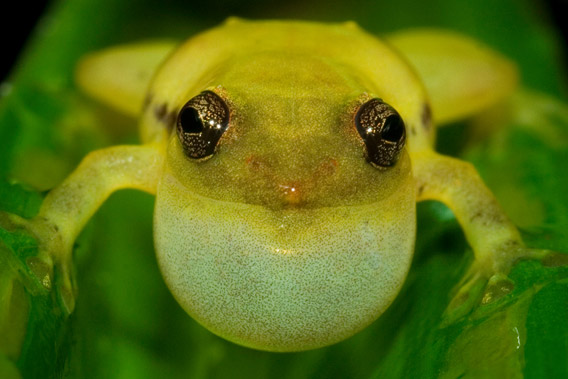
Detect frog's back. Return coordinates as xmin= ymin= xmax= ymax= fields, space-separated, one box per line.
xmin=140 ymin=18 xmax=434 ymax=151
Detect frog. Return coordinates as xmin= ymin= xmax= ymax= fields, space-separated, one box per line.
xmin=1 ymin=18 xmax=552 ymax=352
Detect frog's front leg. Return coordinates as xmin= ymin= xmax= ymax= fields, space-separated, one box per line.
xmin=412 ymin=150 xmax=549 ymax=316
xmin=3 ymin=144 xmax=163 ymax=313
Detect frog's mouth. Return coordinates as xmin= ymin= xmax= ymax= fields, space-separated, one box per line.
xmin=167 ymin=141 xmax=413 ymax=211
xmin=243 ymin=152 xmax=342 ymax=208
xmin=277 ymin=183 xmax=302 ymax=206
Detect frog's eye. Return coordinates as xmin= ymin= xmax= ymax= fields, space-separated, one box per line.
xmin=176 ymin=91 xmax=229 ymax=159
xmin=355 ymin=98 xmax=406 ymax=168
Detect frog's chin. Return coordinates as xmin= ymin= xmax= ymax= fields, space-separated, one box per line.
xmin=153 ymin=170 xmax=416 ymax=351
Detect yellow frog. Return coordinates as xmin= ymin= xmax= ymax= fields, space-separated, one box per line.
xmin=3 ymin=18 xmax=550 ymax=352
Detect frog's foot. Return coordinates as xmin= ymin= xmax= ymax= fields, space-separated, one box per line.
xmin=0 ymin=212 xmax=76 ymax=315
xmin=540 ymin=250 xmax=568 ymax=268
xmin=442 ymin=263 xmax=491 ymax=325
xmin=443 ymin=247 xmax=556 ymax=325
xmin=443 ymin=269 xmax=517 ymax=326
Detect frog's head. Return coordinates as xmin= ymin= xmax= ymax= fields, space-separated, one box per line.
xmin=148 ymin=20 xmax=428 ymax=211
xmin=166 ymin=53 xmax=413 ymax=210
xmin=149 ymin=20 xmax=424 ymax=351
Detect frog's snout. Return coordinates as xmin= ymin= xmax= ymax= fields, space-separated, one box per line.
xmin=278 ymin=182 xmax=302 ymax=205
xmin=245 ymin=154 xmax=339 ymax=207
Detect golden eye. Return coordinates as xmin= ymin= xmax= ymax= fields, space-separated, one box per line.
xmin=354 ymin=98 xmax=406 ymax=168
xmin=176 ymin=91 xmax=229 ymax=159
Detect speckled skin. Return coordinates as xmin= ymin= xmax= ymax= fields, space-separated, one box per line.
xmin=156 ymin=171 xmax=415 ymax=350
xmin=10 ymin=18 xmax=531 ymax=353
xmin=156 ymin=152 xmax=415 ymax=351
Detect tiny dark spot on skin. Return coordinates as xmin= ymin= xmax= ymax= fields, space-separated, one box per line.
xmin=143 ymin=93 xmax=154 ymax=110
xmin=154 ymin=103 xmax=167 ymax=120
xmin=469 ymin=209 xmax=507 ymax=227
xmin=501 ymin=239 xmax=521 ymax=250
xmin=421 ymin=103 xmax=432 ymax=131
xmin=417 ymin=184 xmax=426 ymax=197
xmin=166 ymin=110 xmax=177 ymax=130
xmin=509 ymin=240 xmax=521 ymax=247
xmin=469 ymin=211 xmax=484 ymax=223
xmin=154 ymin=103 xmax=177 ymax=132
xmin=411 ymin=126 xmax=417 ymax=136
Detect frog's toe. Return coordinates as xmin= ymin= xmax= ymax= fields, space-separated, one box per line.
xmin=497 ymin=245 xmax=551 ymax=272
xmin=54 ymin=261 xmax=76 ymax=314
xmin=443 ymin=262 xmax=517 ymax=325
xmin=25 ymin=255 xmax=54 ymax=290
xmin=28 ymin=237 xmax=77 ymax=315
xmin=443 ymin=265 xmax=487 ymax=324
xmin=26 ymin=247 xmax=76 ymax=314
xmin=540 ymin=250 xmax=568 ymax=267
xmin=1 ymin=212 xmax=76 ymax=314
xmin=443 ymin=248 xmax=564 ymax=326
xmin=480 ymin=273 xmax=514 ymax=304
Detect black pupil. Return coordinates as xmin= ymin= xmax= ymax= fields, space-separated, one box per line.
xmin=381 ymin=115 xmax=404 ymax=142
xmin=180 ymin=107 xmax=204 ymax=134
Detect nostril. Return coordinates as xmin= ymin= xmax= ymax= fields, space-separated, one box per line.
xmin=245 ymin=154 xmax=264 ymax=171
xmin=319 ymin=158 xmax=339 ymax=176
xmin=243 ymin=155 xmax=338 ymax=208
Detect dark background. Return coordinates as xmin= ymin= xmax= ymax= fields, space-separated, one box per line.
xmin=1 ymin=0 xmax=567 ymax=82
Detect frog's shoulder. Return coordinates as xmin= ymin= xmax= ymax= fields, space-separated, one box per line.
xmin=75 ymin=40 xmax=178 ymax=118
xmin=386 ymin=28 xmax=518 ymax=126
